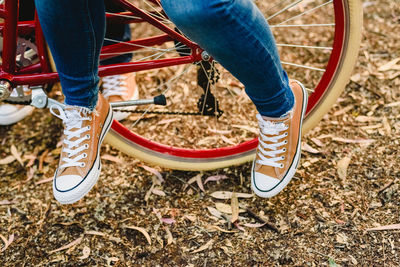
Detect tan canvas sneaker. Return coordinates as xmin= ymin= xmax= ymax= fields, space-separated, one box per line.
xmin=50 ymin=94 xmax=113 ymax=204
xmin=251 ymin=80 xmax=307 ymax=198
xmin=102 ymin=73 xmax=139 ymax=121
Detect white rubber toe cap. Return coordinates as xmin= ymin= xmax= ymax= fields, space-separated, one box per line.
xmin=54 ymin=175 xmax=83 ymax=192
xmin=252 ymin=172 xmax=280 ymax=191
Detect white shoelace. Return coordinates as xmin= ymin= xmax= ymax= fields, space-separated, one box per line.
xmin=102 ymin=75 xmax=128 ymax=99
xmin=256 ymin=113 xmax=289 ymax=168
xmin=50 ymin=105 xmax=92 ymax=169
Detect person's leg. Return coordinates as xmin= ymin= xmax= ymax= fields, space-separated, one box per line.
xmin=35 ymin=0 xmax=105 ymax=110
xmin=35 ymin=0 xmax=113 ymax=204
xmin=162 ymin=0 xmax=307 ymax=198
xmin=161 ymin=0 xmax=294 ymax=118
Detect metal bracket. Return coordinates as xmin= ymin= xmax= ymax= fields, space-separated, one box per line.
xmin=30 ymin=86 xmax=65 ymax=109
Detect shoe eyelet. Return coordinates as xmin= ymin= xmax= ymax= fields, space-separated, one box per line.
xmin=83 ymin=153 xmax=87 ymax=158
xmin=284 ymin=140 xmax=288 ymax=144
xmin=284 ymin=132 xmax=288 ymax=136
xmin=281 ymin=156 xmax=285 ymax=160
xmin=85 ymin=144 xmax=89 ymax=149
xmin=81 ymin=162 xmax=85 ymax=167
xmin=283 ymin=148 xmax=287 ymax=152
xmin=87 ymin=126 xmax=91 ymax=130
xmin=86 ymin=134 xmax=90 ymax=139
xmin=279 ymin=164 xmax=284 ymax=168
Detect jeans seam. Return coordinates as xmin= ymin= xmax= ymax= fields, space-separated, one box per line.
xmin=85 ymin=0 xmax=97 ymax=110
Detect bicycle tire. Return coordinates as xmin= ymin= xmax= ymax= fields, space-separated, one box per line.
xmin=105 ymin=0 xmax=362 ymax=170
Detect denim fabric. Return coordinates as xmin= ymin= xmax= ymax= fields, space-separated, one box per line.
xmin=162 ymin=0 xmax=294 ymax=117
xmin=35 ymin=0 xmax=105 ymax=110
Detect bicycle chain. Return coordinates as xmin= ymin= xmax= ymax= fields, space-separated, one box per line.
xmin=3 ymin=98 xmax=217 ymax=117
xmin=113 ymin=108 xmax=204 ymax=116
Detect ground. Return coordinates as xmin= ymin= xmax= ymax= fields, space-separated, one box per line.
xmin=1 ymin=1 xmax=399 ymax=266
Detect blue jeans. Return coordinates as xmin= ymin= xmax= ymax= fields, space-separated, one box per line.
xmin=35 ymin=0 xmax=294 ymax=117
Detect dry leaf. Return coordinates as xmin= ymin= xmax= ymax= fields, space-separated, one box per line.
xmin=204 ymin=175 xmax=228 ymax=184
xmin=165 ymin=227 xmax=175 ymax=245
xmin=210 ymin=191 xmax=253 ymax=199
xmin=0 ymin=233 xmax=14 ymax=252
xmin=78 ymin=246 xmax=91 ymax=260
xmin=101 ymin=154 xmax=124 ymax=164
xmin=10 ymin=145 xmax=23 ymax=166
xmin=206 ymin=225 xmax=238 ymax=233
xmin=191 ymin=239 xmax=213 ymax=253
xmin=332 ymin=137 xmax=375 ymax=145
xmin=337 ymin=156 xmax=351 ymax=180
xmin=124 ymin=226 xmax=151 ymax=245
xmin=152 ymin=188 xmax=166 ymax=197
xmin=35 ymin=177 xmax=53 ymax=185
xmin=49 ymin=236 xmax=83 ymax=253
xmin=243 ymin=223 xmax=267 ymax=228
xmin=366 ymin=224 xmax=400 ymax=231
xmin=186 ymin=174 xmax=204 ymax=192
xmin=302 ymin=143 xmax=320 ymax=154
xmin=207 ymin=206 xmax=222 ymax=219
xmin=0 ymin=199 xmax=17 ymax=205
xmin=85 ymin=230 xmax=106 ymax=236
xmin=215 ymin=203 xmax=233 ymax=214
xmin=0 ymin=155 xmax=16 ymax=165
xmin=161 ymin=218 xmax=175 ymax=225
xmin=230 ymin=193 xmax=239 ymax=223
xmin=26 ymin=168 xmax=35 ymax=182
xmin=140 ymin=165 xmax=164 ymax=183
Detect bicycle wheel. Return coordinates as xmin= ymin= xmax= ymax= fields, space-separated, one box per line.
xmin=104 ymin=0 xmax=362 ymax=170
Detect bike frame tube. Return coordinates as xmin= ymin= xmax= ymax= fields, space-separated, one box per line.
xmin=0 ymin=0 xmax=201 ymax=87
xmin=2 ymin=0 xmax=18 ymax=74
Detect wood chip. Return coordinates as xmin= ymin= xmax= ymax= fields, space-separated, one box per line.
xmin=378 ymin=57 xmax=400 ymax=71
xmin=366 ymin=224 xmax=400 ymax=231
xmin=337 ymin=156 xmax=351 ymax=180
xmin=124 ymin=226 xmax=151 ymax=245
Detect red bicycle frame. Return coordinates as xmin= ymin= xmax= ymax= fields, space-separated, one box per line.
xmin=0 ymin=0 xmax=202 ymax=87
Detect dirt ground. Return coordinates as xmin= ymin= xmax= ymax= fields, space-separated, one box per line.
xmin=1 ymin=1 xmax=399 ymax=266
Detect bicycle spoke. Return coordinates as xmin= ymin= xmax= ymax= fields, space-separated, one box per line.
xmin=266 ymin=0 xmax=303 ymax=21
xmin=276 ymin=43 xmax=332 ymax=50
xmin=281 ymin=61 xmax=325 ymax=72
xmin=276 ymin=0 xmax=333 ymax=26
xmin=270 ymin=23 xmax=335 ymax=28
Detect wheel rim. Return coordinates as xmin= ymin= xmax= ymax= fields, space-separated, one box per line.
xmin=106 ymin=0 xmax=347 ymax=159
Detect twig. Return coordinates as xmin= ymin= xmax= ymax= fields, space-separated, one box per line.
xmin=169 ymin=174 xmax=199 ymax=192
xmin=220 ymin=214 xmax=232 ymax=230
xmin=240 ymin=204 xmax=279 ymax=233
xmin=378 ymin=181 xmax=394 ymax=194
